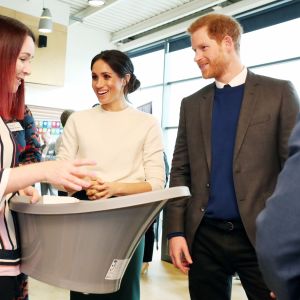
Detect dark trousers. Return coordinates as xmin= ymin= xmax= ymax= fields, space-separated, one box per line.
xmin=70 ymin=238 xmax=144 ymax=300
xmin=189 ymin=218 xmax=271 ymax=300
xmin=143 ymin=221 xmax=155 ymax=262
xmin=58 ymin=190 xmax=68 ymax=196
xmin=0 ymin=274 xmax=28 ymax=300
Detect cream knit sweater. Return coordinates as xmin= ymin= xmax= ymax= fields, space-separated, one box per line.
xmin=57 ymin=105 xmax=165 ymax=190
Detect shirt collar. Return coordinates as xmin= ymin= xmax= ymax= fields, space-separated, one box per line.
xmin=215 ymin=67 xmax=247 ymax=88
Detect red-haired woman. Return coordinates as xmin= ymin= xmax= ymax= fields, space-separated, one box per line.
xmin=0 ymin=15 xmax=96 ymax=300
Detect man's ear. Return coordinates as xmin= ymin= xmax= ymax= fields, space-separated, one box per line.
xmin=223 ymin=35 xmax=234 ymax=51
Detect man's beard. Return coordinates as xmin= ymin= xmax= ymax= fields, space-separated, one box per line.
xmin=200 ymin=55 xmax=228 ymax=80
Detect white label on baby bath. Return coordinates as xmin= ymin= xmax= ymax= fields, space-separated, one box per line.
xmin=105 ymin=259 xmax=129 ymax=280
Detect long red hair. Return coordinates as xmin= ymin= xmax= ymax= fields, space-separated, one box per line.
xmin=0 ymin=16 xmax=35 ymax=120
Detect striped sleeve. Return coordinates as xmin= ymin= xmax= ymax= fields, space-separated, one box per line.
xmin=0 ymin=169 xmax=11 ymax=206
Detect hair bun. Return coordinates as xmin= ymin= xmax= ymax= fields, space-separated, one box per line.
xmin=127 ymin=73 xmax=140 ymax=94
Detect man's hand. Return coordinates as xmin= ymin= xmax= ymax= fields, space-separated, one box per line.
xmin=169 ymin=236 xmax=193 ymax=274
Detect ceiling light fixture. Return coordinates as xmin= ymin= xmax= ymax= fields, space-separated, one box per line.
xmin=38 ymin=7 xmax=53 ymax=33
xmin=212 ymin=5 xmax=223 ymax=11
xmin=88 ymin=0 xmax=105 ymax=7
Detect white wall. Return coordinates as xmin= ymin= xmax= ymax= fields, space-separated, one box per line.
xmin=0 ymin=0 xmax=115 ymax=111
xmin=27 ymin=23 xmax=114 ymax=110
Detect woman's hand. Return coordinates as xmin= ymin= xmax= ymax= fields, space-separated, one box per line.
xmin=86 ymin=179 xmax=152 ymax=200
xmin=6 ymin=159 xmax=97 ymax=197
xmin=43 ymin=159 xmax=96 ymax=192
xmin=19 ymin=186 xmax=40 ymax=203
xmin=86 ymin=177 xmax=118 ymax=200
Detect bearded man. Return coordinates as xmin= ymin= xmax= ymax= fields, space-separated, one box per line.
xmin=166 ymin=13 xmax=299 ymax=300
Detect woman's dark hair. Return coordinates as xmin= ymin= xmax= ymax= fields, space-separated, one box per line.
xmin=0 ymin=15 xmax=35 ymax=120
xmin=91 ymin=50 xmax=140 ymax=97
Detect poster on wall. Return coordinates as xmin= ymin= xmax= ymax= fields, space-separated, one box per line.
xmin=35 ymin=120 xmax=63 ymax=142
xmin=137 ymin=102 xmax=152 ymax=114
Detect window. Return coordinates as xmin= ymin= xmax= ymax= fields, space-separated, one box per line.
xmin=241 ymin=18 xmax=300 ymax=67
xmin=131 ymin=49 xmax=164 ymax=88
xmin=250 ymin=59 xmax=300 ymax=96
xmin=129 ymin=16 xmax=300 ymax=164
xmin=165 ymin=47 xmax=199 ymax=83
xmin=163 ymin=78 xmax=207 ymax=127
xmin=128 ymin=86 xmax=163 ymax=124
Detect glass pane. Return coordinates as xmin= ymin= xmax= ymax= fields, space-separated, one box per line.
xmin=166 ymin=47 xmax=200 ymax=82
xmin=164 ymin=128 xmax=178 ymax=167
xmin=131 ymin=50 xmax=164 ymax=88
xmin=241 ymin=18 xmax=300 ymax=67
xmin=250 ymin=59 xmax=300 ymax=97
xmin=128 ymin=85 xmax=163 ymax=124
xmin=164 ymin=78 xmax=213 ymax=127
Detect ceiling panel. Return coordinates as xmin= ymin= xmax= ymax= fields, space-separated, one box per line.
xmin=57 ymin=0 xmax=281 ymax=47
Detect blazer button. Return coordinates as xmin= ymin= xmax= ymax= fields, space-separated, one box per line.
xmin=206 ymin=183 xmax=210 ymax=188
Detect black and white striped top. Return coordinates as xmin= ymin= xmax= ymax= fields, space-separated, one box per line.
xmin=0 ymin=116 xmax=20 ymax=275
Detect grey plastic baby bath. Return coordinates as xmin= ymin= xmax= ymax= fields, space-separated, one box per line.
xmin=10 ymin=186 xmax=190 ymax=294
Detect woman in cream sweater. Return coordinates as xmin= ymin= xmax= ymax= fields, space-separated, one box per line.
xmin=57 ymin=49 xmax=165 ymax=300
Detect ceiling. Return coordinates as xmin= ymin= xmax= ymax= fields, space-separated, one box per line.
xmin=56 ymin=0 xmax=283 ymax=49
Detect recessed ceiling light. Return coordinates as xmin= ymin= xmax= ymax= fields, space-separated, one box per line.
xmin=212 ymin=5 xmax=222 ymax=11
xmin=88 ymin=0 xmax=105 ymax=6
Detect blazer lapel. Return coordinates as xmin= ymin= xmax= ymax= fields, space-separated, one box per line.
xmin=199 ymin=84 xmax=214 ymax=172
xmin=234 ymin=71 xmax=258 ymax=160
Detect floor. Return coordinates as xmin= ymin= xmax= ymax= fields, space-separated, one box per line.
xmin=28 ymin=254 xmax=247 ymax=300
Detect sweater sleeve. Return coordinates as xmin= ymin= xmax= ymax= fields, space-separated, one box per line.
xmin=143 ymin=118 xmax=165 ymax=190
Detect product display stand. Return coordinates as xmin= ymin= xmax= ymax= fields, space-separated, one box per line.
xmin=10 ymin=186 xmax=190 ymax=294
